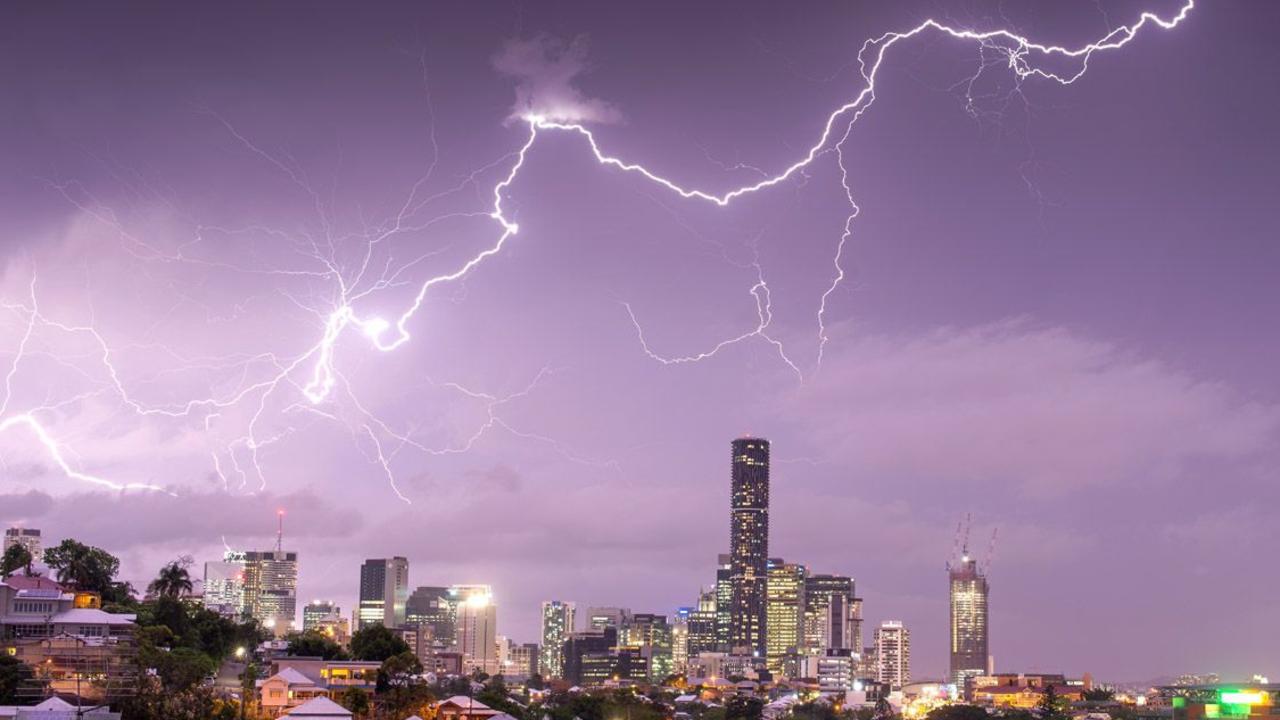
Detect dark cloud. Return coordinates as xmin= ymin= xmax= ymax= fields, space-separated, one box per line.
xmin=0 ymin=489 xmax=55 ymax=520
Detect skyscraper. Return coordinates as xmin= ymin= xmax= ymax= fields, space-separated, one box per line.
xmin=687 ymin=589 xmax=719 ymax=657
xmin=874 ymin=621 xmax=910 ymax=689
xmin=620 ymin=613 xmax=673 ymax=682
xmin=766 ymin=558 xmax=806 ymax=677
xmin=406 ymin=586 xmax=454 ymax=642
xmin=203 ymin=550 xmax=246 ymax=619
xmin=454 ymin=585 xmax=498 ymax=675
xmin=3 ymin=528 xmax=42 ymax=563
xmin=358 ymin=557 xmax=410 ymax=629
xmin=949 ymin=552 xmax=990 ymax=688
xmin=803 ymin=574 xmax=857 ymax=653
xmin=243 ymin=550 xmax=298 ymax=636
xmin=714 ymin=554 xmax=733 ymax=647
xmin=729 ymin=437 xmax=769 ymax=656
xmin=540 ymin=600 xmax=576 ymax=679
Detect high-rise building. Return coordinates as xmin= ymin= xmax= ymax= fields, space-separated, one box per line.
xmin=562 ymin=626 xmax=617 ymax=686
xmin=620 ymin=613 xmax=673 ymax=682
xmin=302 ymin=600 xmax=339 ymax=631
xmin=874 ymin=621 xmax=910 ymax=689
xmin=766 ymin=558 xmax=806 ymax=677
xmin=406 ymin=586 xmax=454 ymax=642
xmin=357 ymin=557 xmax=410 ymax=629
xmin=501 ymin=640 xmax=539 ymax=680
xmin=203 ymin=550 xmax=246 ymax=619
xmin=540 ymin=600 xmax=576 ymax=679
xmin=454 ymin=586 xmax=498 ymax=675
xmin=714 ymin=555 xmax=733 ymax=647
xmin=803 ymin=575 xmax=857 ymax=654
xmin=3 ymin=528 xmax=42 ymax=563
xmin=586 ymin=606 xmax=631 ymax=630
xmin=672 ymin=607 xmax=691 ymax=673
xmin=729 ymin=437 xmax=769 ymax=656
xmin=243 ymin=550 xmax=298 ymax=636
xmin=688 ymin=589 xmax=719 ymax=657
xmin=949 ymin=552 xmax=990 ymax=688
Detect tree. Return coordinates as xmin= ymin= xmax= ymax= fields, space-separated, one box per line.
xmin=927 ymin=706 xmax=990 ymax=720
xmin=0 ymin=544 xmax=33 ymax=577
xmin=726 ymin=696 xmax=764 ymax=720
xmin=42 ymin=539 xmax=120 ymax=594
xmin=1083 ymin=688 xmax=1116 ymax=703
xmin=1036 ymin=686 xmax=1068 ymax=720
xmin=155 ymin=647 xmax=217 ymax=692
xmin=148 ymin=559 xmax=194 ymax=599
xmin=0 ymin=654 xmax=33 ymax=704
xmin=341 ymin=687 xmax=372 ymax=717
xmin=349 ymin=624 xmax=410 ymax=662
xmin=874 ymin=697 xmax=894 ymax=719
xmin=285 ymin=630 xmax=349 ymax=660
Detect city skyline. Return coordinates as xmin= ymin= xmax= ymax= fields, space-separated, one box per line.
xmin=1 ymin=0 xmax=1277 ymax=683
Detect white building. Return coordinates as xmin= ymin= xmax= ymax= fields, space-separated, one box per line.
xmin=2 ymin=528 xmax=42 ymax=564
xmin=243 ymin=550 xmax=298 ymax=636
xmin=203 ymin=550 xmax=246 ymax=618
xmin=799 ymin=650 xmax=856 ymax=694
xmin=0 ymin=578 xmax=135 ymax=641
xmin=874 ymin=621 xmax=910 ymax=689
xmin=454 ymin=587 xmax=498 ymax=675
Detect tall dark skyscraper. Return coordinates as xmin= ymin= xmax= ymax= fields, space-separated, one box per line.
xmin=949 ymin=552 xmax=990 ymax=688
xmin=729 ymin=436 xmax=769 ymax=656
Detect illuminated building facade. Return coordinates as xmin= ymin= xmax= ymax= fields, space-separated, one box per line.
xmin=203 ymin=550 xmax=246 ymax=619
xmin=715 ymin=554 xmax=733 ymax=647
xmin=949 ymin=553 xmax=990 ymax=688
xmin=729 ymin=437 xmax=769 ymax=656
xmin=540 ymin=600 xmax=575 ymax=679
xmin=620 ymin=612 xmax=673 ymax=682
xmin=765 ymin=558 xmax=806 ymax=677
xmin=687 ymin=589 xmax=719 ymax=657
xmin=243 ymin=549 xmax=298 ymax=636
xmin=357 ymin=556 xmax=409 ymax=630
xmin=803 ymin=574 xmax=857 ymax=654
xmin=874 ymin=620 xmax=910 ymax=689
xmin=406 ymin=585 xmax=454 ymax=642
xmin=454 ymin=585 xmax=498 ymax=675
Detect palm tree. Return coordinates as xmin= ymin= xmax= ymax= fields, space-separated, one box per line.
xmin=0 ymin=544 xmax=32 ymax=578
xmin=148 ymin=560 xmax=194 ymax=599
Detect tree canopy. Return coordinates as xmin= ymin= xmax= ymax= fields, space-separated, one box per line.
xmin=42 ymin=539 xmax=120 ymax=594
xmin=349 ymin=624 xmax=411 ymax=662
xmin=0 ymin=544 xmax=33 ymax=577
xmin=147 ymin=559 xmax=194 ymax=599
xmin=286 ymin=630 xmax=350 ymax=660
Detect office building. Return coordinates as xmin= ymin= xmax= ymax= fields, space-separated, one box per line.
xmin=687 ymin=589 xmax=719 ymax=657
xmin=803 ymin=574 xmax=857 ymax=653
xmin=502 ymin=640 xmax=539 ymax=680
xmin=243 ymin=550 xmax=298 ymax=636
xmin=875 ymin=621 xmax=910 ymax=689
xmin=454 ymin=586 xmax=498 ymax=675
xmin=203 ymin=550 xmax=246 ymax=619
xmin=729 ymin=437 xmax=769 ymax=656
xmin=586 ymin=606 xmax=631 ymax=630
xmin=672 ymin=607 xmax=690 ymax=673
xmin=766 ymin=558 xmax=806 ymax=677
xmin=406 ymin=586 xmax=454 ymax=643
xmin=540 ymin=600 xmax=575 ymax=679
xmin=949 ymin=551 xmax=990 ymax=689
xmin=714 ymin=555 xmax=732 ymax=647
xmin=562 ymin=626 xmax=617 ymax=686
xmin=799 ymin=649 xmax=856 ymax=694
xmin=3 ymin=528 xmax=42 ymax=563
xmin=620 ymin=613 xmax=673 ymax=682
xmin=357 ymin=557 xmax=410 ymax=630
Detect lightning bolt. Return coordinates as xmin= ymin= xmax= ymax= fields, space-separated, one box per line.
xmin=0 ymin=2 xmax=1193 ymax=498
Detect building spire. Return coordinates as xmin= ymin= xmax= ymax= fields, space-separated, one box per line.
xmin=276 ymin=509 xmax=284 ymax=552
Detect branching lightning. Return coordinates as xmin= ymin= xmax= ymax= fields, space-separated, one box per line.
xmin=0 ymin=2 xmax=1194 ymax=500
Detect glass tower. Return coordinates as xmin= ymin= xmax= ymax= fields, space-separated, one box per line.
xmin=949 ymin=553 xmax=989 ymax=687
xmin=729 ymin=437 xmax=769 ymax=656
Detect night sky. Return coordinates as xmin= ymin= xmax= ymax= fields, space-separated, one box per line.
xmin=2 ymin=1 xmax=1277 ymax=681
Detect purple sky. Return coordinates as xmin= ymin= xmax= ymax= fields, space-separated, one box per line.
xmin=1 ymin=1 xmax=1277 ymax=682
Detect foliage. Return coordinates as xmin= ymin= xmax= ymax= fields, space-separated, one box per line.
xmin=154 ymin=646 xmax=217 ymax=692
xmin=926 ymin=706 xmax=991 ymax=720
xmin=379 ymin=650 xmax=432 ymax=717
xmin=42 ymin=539 xmax=120 ymax=593
xmin=285 ymin=630 xmax=350 ymax=660
xmin=1083 ymin=689 xmax=1116 ymax=702
xmin=349 ymin=623 xmax=411 ymax=662
xmin=119 ymin=675 xmax=225 ymax=720
xmin=477 ymin=674 xmax=526 ymax=719
xmin=727 ymin=696 xmax=765 ymax=720
xmin=0 ymin=654 xmax=34 ymax=704
xmin=792 ymin=700 xmax=841 ymax=720
xmin=0 ymin=544 xmax=33 ymax=577
xmin=147 ymin=559 xmax=194 ymax=598
xmin=1036 ymin=686 xmax=1069 ymax=720
xmin=341 ymin=687 xmax=372 ymax=717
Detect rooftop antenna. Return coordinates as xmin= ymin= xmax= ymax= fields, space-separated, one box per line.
xmin=276 ymin=509 xmax=285 ymax=552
